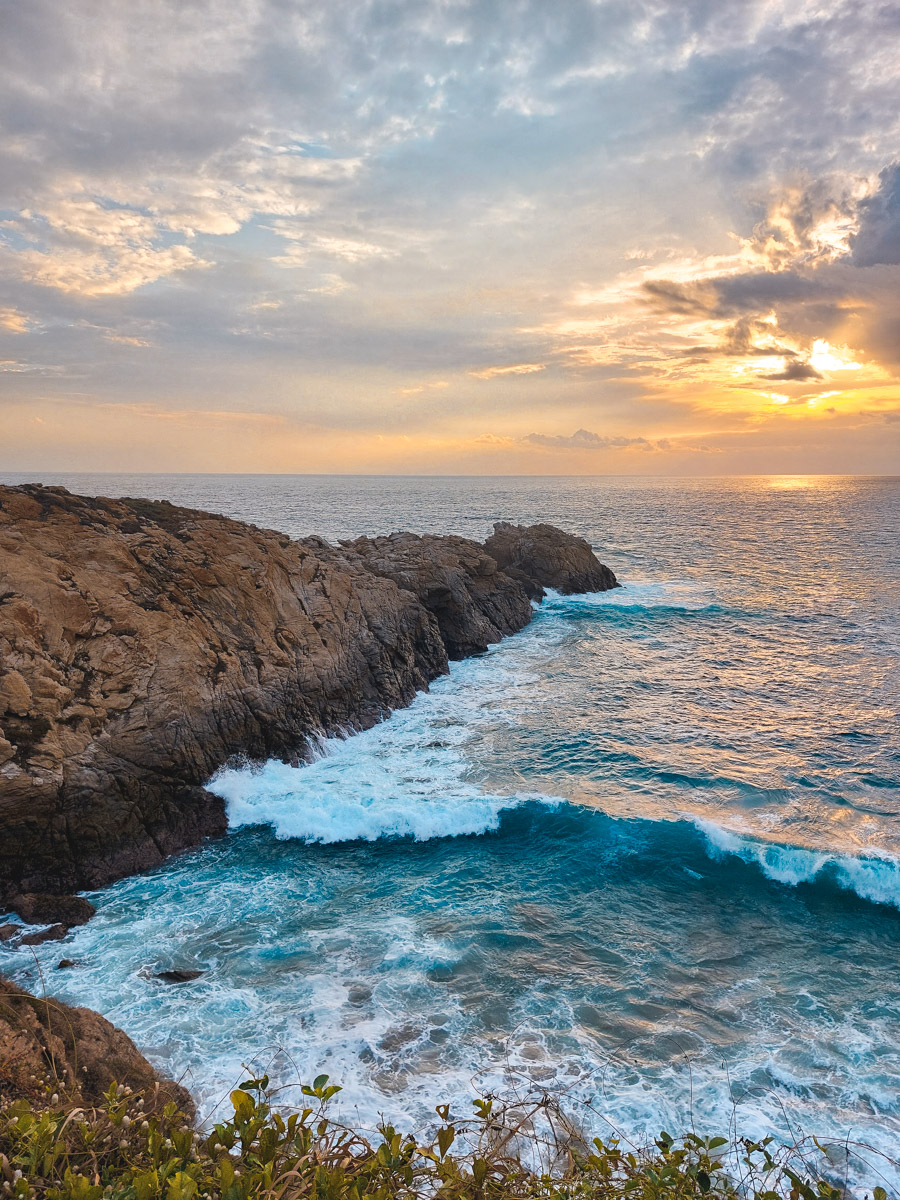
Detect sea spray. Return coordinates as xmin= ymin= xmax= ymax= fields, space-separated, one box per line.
xmin=695 ymin=816 xmax=900 ymax=909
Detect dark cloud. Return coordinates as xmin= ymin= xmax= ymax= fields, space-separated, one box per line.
xmin=852 ymin=163 xmax=900 ymax=267
xmin=760 ymin=359 xmax=822 ymax=381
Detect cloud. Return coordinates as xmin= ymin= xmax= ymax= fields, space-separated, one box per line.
xmin=0 ymin=0 xmax=898 ymax=471
xmin=0 ymin=307 xmax=32 ymax=333
xmin=760 ymin=358 xmax=822 ymax=381
xmin=851 ymin=163 xmax=900 ymax=267
xmin=469 ymin=363 xmax=546 ymax=380
xmin=525 ymin=428 xmax=653 ymax=450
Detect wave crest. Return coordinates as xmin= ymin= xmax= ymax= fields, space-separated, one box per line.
xmin=209 ymin=718 xmax=535 ymax=845
xmin=695 ymin=817 xmax=900 ymax=909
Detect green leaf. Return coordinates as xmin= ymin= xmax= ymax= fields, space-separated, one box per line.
xmin=238 ymin=1075 xmax=269 ymax=1092
xmin=230 ymin=1090 xmax=254 ymax=1122
xmin=437 ymin=1126 xmax=455 ymax=1159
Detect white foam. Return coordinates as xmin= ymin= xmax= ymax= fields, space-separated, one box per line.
xmin=696 ymin=817 xmax=900 ymax=909
xmin=210 ymin=606 xmax=571 ymax=844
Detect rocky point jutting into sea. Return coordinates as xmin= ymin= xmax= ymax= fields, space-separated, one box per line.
xmin=0 ymin=482 xmax=616 ymax=915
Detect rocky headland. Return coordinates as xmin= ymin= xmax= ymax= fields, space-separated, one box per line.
xmin=0 ymin=484 xmax=617 ymax=925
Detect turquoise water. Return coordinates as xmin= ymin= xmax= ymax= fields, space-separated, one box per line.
xmin=2 ymin=475 xmax=898 ymax=1186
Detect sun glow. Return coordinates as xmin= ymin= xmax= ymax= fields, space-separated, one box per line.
xmin=809 ymin=340 xmax=862 ymax=373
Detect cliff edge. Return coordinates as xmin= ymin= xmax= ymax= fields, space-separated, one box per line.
xmin=0 ymin=485 xmax=616 ymax=903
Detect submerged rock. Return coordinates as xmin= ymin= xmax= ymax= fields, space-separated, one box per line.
xmin=0 ymin=974 xmax=194 ymax=1113
xmin=346 ymin=983 xmax=372 ymax=1005
xmin=0 ymin=484 xmax=617 ymax=899
xmin=154 ymin=968 xmax=204 ymax=984
xmin=19 ymin=923 xmax=69 ymax=945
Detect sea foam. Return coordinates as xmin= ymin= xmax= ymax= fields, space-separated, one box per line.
xmin=209 ymin=622 xmax=563 ymax=843
xmin=695 ymin=817 xmax=900 ymax=909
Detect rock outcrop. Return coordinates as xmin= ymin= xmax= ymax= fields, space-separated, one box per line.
xmin=342 ymin=533 xmax=534 ymax=659
xmin=0 ymin=974 xmax=193 ymax=1112
xmin=484 ymin=521 xmax=620 ymax=594
xmin=9 ymin=893 xmax=96 ymax=926
xmin=0 ymin=484 xmax=616 ymax=900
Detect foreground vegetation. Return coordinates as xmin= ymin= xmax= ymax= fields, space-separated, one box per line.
xmin=0 ymin=1073 xmax=891 ymax=1200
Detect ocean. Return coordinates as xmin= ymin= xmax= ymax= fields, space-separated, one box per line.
xmin=2 ymin=474 xmax=899 ymax=1184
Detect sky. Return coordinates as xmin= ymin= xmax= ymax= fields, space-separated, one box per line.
xmin=1 ymin=0 xmax=899 ymax=475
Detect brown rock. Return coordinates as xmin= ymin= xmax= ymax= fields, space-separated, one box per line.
xmin=19 ymin=923 xmax=69 ymax=945
xmin=11 ymin=892 xmax=96 ymax=926
xmin=0 ymin=485 xmax=445 ymax=895
xmin=342 ymin=532 xmax=534 ymax=659
xmin=484 ymin=521 xmax=619 ymax=595
xmin=0 ymin=922 xmax=19 ymax=941
xmin=0 ymin=485 xmax=617 ymax=897
xmin=0 ymin=974 xmax=193 ymax=1114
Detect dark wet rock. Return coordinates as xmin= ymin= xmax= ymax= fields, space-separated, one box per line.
xmin=154 ymin=969 xmax=204 ymax=984
xmin=19 ymin=923 xmax=69 ymax=945
xmin=484 ymin=521 xmax=619 ymax=594
xmin=57 ymin=958 xmax=77 ymax=969
xmin=346 ymin=984 xmax=372 ymax=1005
xmin=0 ymin=922 xmax=19 ymax=942
xmin=0 ymin=974 xmax=194 ymax=1114
xmin=0 ymin=484 xmax=617 ymax=898
xmin=11 ymin=892 xmax=96 ymax=927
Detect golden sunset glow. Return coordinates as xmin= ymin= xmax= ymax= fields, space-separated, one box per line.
xmin=0 ymin=1 xmax=898 ymax=474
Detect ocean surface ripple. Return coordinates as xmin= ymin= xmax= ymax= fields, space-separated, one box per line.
xmin=2 ymin=473 xmax=898 ymax=1185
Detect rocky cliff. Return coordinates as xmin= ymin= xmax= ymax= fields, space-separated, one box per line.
xmin=0 ymin=485 xmax=617 ymax=906
xmin=0 ymin=974 xmax=193 ymax=1112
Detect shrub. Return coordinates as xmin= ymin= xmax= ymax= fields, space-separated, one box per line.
xmin=0 ymin=1073 xmax=884 ymax=1200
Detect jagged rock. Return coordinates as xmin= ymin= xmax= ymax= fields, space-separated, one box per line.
xmin=0 ymin=974 xmax=194 ymax=1114
xmin=342 ymin=532 xmax=533 ymax=659
xmin=19 ymin=923 xmax=69 ymax=945
xmin=0 ymin=485 xmax=445 ymax=896
xmin=11 ymin=892 xmax=96 ymax=927
xmin=154 ymin=969 xmax=204 ymax=983
xmin=0 ymin=485 xmax=616 ymax=898
xmin=484 ymin=522 xmax=619 ymax=594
